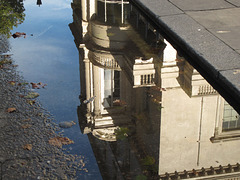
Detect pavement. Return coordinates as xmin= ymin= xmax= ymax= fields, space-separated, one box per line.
xmin=130 ymin=0 xmax=240 ymax=113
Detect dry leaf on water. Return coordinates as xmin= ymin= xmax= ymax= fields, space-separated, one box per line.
xmin=24 ymin=92 xmax=39 ymax=99
xmin=18 ymin=82 xmax=29 ymax=86
xmin=30 ymin=82 xmax=47 ymax=89
xmin=23 ymin=118 xmax=32 ymax=122
xmin=0 ymin=59 xmax=12 ymax=65
xmin=23 ymin=144 xmax=32 ymax=150
xmin=48 ymin=137 xmax=74 ymax=148
xmin=27 ymin=100 xmax=36 ymax=105
xmin=7 ymin=107 xmax=16 ymax=113
xmin=38 ymin=82 xmax=47 ymax=88
xmin=8 ymin=81 xmax=16 ymax=85
xmin=21 ymin=124 xmax=32 ymax=129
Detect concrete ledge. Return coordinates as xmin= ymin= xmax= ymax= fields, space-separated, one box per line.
xmin=133 ymin=0 xmax=183 ymax=17
xmin=130 ymin=0 xmax=240 ymax=113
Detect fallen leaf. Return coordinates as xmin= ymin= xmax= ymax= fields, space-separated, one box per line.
xmin=7 ymin=107 xmax=16 ymax=113
xmin=38 ymin=82 xmax=47 ymax=88
xmin=9 ymin=81 xmax=16 ymax=85
xmin=18 ymin=82 xmax=29 ymax=86
xmin=21 ymin=124 xmax=32 ymax=129
xmin=27 ymin=100 xmax=36 ymax=105
xmin=0 ymin=59 xmax=12 ymax=65
xmin=30 ymin=82 xmax=47 ymax=89
xmin=24 ymin=92 xmax=39 ymax=99
xmin=23 ymin=144 xmax=32 ymax=150
xmin=23 ymin=118 xmax=32 ymax=122
xmin=30 ymin=82 xmax=40 ymax=89
xmin=48 ymin=137 xmax=74 ymax=148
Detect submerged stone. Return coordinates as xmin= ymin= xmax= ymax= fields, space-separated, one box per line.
xmin=59 ymin=121 xmax=76 ymax=128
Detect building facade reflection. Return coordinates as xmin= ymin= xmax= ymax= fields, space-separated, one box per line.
xmin=70 ymin=0 xmax=240 ymax=179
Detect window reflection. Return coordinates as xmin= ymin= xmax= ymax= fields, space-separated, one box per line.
xmin=223 ymin=101 xmax=240 ymax=131
xmin=103 ymin=69 xmax=120 ymax=108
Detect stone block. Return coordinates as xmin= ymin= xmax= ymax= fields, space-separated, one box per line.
xmin=170 ymin=0 xmax=234 ymax=11
xmin=187 ymin=8 xmax=240 ymax=29
xmin=136 ymin=0 xmax=183 ymax=17
xmin=226 ymin=0 xmax=240 ymax=7
xmin=208 ymin=26 xmax=240 ymax=51
xmin=159 ymin=14 xmax=240 ymax=73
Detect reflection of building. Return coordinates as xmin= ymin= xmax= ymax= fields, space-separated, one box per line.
xmin=70 ymin=0 xmax=240 ymax=179
xmin=160 ymin=56 xmax=240 ymax=179
xmin=70 ymin=0 xmax=164 ymax=139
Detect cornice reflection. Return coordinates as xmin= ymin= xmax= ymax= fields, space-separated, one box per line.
xmin=70 ymin=0 xmax=240 ymax=179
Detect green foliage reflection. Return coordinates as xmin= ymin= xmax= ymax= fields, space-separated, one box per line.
xmin=135 ymin=174 xmax=147 ymax=180
xmin=114 ymin=127 xmax=129 ymax=140
xmin=0 ymin=0 xmax=25 ymax=37
xmin=141 ymin=156 xmax=155 ymax=166
xmin=141 ymin=156 xmax=158 ymax=174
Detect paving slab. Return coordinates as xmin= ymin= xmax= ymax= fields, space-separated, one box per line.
xmin=170 ymin=0 xmax=234 ymax=11
xmin=227 ymin=0 xmax=240 ymax=7
xmin=187 ymin=8 xmax=240 ymax=29
xmin=137 ymin=0 xmax=183 ymax=17
xmin=208 ymin=26 xmax=240 ymax=51
xmin=159 ymin=14 xmax=240 ymax=72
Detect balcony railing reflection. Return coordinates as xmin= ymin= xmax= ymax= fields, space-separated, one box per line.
xmin=89 ymin=50 xmax=121 ymax=70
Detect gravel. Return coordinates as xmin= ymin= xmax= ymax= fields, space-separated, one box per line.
xmin=0 ymin=54 xmax=86 ymax=179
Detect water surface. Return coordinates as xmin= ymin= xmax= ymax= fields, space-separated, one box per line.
xmin=6 ymin=0 xmax=240 ymax=179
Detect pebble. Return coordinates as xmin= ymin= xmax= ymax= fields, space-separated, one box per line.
xmin=59 ymin=121 xmax=76 ymax=128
